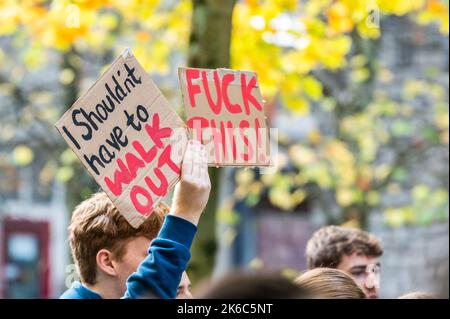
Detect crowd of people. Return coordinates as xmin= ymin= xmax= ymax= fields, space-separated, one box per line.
xmin=60 ymin=140 xmax=440 ymax=299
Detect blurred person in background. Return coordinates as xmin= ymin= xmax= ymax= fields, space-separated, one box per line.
xmin=177 ymin=271 xmax=193 ymax=299
xmin=295 ymin=268 xmax=366 ymax=299
xmin=200 ymin=271 xmax=310 ymax=299
xmin=398 ymin=292 xmax=439 ymax=299
xmin=306 ymin=225 xmax=383 ymax=299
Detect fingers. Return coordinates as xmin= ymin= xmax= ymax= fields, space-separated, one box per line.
xmin=183 ymin=140 xmax=209 ymax=179
xmin=192 ymin=141 xmax=202 ymax=178
xmin=200 ymin=146 xmax=209 ymax=182
xmin=172 ymin=140 xmax=210 ymax=226
xmin=182 ymin=140 xmax=195 ymax=176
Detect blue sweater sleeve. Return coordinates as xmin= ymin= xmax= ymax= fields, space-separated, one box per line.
xmin=123 ymin=214 xmax=197 ymax=299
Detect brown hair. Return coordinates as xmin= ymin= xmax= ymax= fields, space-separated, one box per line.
xmin=69 ymin=192 xmax=168 ymax=285
xmin=200 ymin=271 xmax=310 ymax=299
xmin=306 ymin=225 xmax=383 ymax=269
xmin=295 ymin=268 xmax=366 ymax=299
xmin=398 ymin=292 xmax=439 ymax=299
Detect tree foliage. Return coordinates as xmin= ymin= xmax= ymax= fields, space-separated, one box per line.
xmin=0 ymin=1 xmax=448 ymax=282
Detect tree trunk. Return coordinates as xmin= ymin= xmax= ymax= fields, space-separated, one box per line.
xmin=60 ymin=48 xmax=86 ymax=209
xmin=187 ymin=0 xmax=236 ymax=283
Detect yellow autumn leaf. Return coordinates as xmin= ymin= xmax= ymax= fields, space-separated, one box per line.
xmin=217 ymin=199 xmax=240 ymax=225
xmin=374 ymin=164 xmax=391 ymax=181
xmin=235 ymin=169 xmax=255 ymax=186
xmin=292 ymin=189 xmax=307 ymax=205
xmin=302 ymin=75 xmax=323 ymax=101
xmin=336 ymin=188 xmax=356 ymax=207
xmin=0 ymin=4 xmax=21 ymax=35
xmin=248 ymin=181 xmax=264 ymax=196
xmin=59 ymin=68 xmax=75 ymax=85
xmin=350 ymin=67 xmax=371 ymax=83
xmin=56 ymin=166 xmax=74 ymax=182
xmin=350 ymin=54 xmax=368 ymax=68
xmin=324 ymin=140 xmax=355 ymax=164
xmin=269 ymin=187 xmax=294 ymax=210
xmin=60 ymin=148 xmax=77 ymax=165
xmin=384 ymin=208 xmax=405 ymax=228
xmin=412 ymin=184 xmax=430 ymax=201
xmin=98 ymin=13 xmax=119 ymax=30
xmin=261 ymin=172 xmax=276 ymax=186
xmin=308 ymin=129 xmax=322 ymax=145
xmin=357 ymin=20 xmax=381 ymax=39
xmin=12 ymin=145 xmax=34 ymax=166
xmin=367 ymin=191 xmax=380 ymax=206
xmin=283 ymin=94 xmax=309 ymax=114
xmin=304 ymin=0 xmax=332 ymax=17
xmin=378 ymin=0 xmax=426 ymax=16
xmin=289 ymin=145 xmax=316 ymax=167
xmin=359 ymin=135 xmax=377 ymax=162
xmin=417 ymin=0 xmax=449 ymax=34
xmin=341 ymin=218 xmax=361 ymax=229
xmin=326 ymin=2 xmax=354 ymax=34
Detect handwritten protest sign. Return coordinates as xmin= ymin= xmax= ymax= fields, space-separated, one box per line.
xmin=55 ymin=49 xmax=188 ymax=228
xmin=179 ymin=67 xmax=271 ymax=167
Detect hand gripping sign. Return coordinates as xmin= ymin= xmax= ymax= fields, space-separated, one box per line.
xmin=55 ymin=49 xmax=188 ymax=228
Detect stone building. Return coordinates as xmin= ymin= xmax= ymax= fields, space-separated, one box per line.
xmin=0 ymin=158 xmax=69 ymax=298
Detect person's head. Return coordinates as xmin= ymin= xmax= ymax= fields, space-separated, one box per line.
xmin=200 ymin=271 xmax=309 ymax=299
xmin=69 ymin=192 xmax=168 ymax=298
xmin=306 ymin=225 xmax=383 ymax=299
xmin=295 ymin=268 xmax=366 ymax=299
xmin=177 ymin=272 xmax=193 ymax=299
xmin=398 ymin=292 xmax=439 ymax=299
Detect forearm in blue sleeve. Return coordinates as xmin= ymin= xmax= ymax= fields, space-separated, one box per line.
xmin=123 ymin=214 xmax=197 ymax=299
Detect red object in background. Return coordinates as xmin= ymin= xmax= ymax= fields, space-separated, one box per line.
xmin=0 ymin=218 xmax=50 ymax=299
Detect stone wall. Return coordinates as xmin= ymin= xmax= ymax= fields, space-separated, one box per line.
xmin=371 ymin=221 xmax=449 ymax=298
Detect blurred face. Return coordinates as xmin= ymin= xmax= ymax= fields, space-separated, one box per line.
xmin=111 ymin=238 xmax=194 ymax=299
xmin=337 ymin=251 xmax=381 ymax=299
xmin=113 ymin=236 xmax=151 ymax=295
xmin=177 ymin=272 xmax=193 ymax=299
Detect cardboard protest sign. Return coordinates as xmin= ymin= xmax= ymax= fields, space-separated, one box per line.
xmin=179 ymin=67 xmax=271 ymax=167
xmin=55 ymin=49 xmax=188 ymax=228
